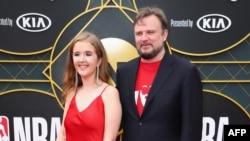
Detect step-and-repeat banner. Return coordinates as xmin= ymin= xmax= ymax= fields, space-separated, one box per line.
xmin=0 ymin=0 xmax=249 ymax=140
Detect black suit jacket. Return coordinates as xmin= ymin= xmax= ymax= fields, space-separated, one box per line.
xmin=116 ymin=52 xmax=203 ymax=141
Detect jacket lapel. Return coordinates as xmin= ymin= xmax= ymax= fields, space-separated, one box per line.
xmin=142 ymin=53 xmax=174 ymax=117
xmin=128 ymin=58 xmax=141 ymax=118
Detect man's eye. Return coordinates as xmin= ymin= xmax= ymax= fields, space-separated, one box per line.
xmin=135 ymin=32 xmax=142 ymax=36
xmin=148 ymin=31 xmax=154 ymax=34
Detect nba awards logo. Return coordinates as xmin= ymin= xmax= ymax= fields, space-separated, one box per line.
xmin=0 ymin=116 xmax=9 ymax=141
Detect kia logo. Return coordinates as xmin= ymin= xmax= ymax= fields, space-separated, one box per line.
xmin=16 ymin=13 xmax=52 ymax=32
xmin=196 ymin=14 xmax=231 ymax=33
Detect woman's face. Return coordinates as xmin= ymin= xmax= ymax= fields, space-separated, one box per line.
xmin=72 ymin=40 xmax=101 ymax=80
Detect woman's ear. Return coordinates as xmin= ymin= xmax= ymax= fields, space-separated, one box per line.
xmin=97 ymin=58 xmax=102 ymax=67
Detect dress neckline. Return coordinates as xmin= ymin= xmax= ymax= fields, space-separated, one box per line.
xmin=74 ymin=85 xmax=109 ymax=113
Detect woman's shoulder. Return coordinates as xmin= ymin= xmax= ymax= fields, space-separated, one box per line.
xmin=104 ymin=83 xmax=118 ymax=92
xmin=65 ymin=89 xmax=75 ymax=102
xmin=102 ymin=83 xmax=119 ymax=97
xmin=101 ymin=84 xmax=121 ymax=106
xmin=63 ymin=89 xmax=76 ymax=109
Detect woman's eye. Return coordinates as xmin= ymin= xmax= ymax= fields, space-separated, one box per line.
xmin=85 ymin=52 xmax=92 ymax=56
xmin=73 ymin=53 xmax=80 ymax=56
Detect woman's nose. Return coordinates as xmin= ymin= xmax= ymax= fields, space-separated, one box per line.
xmin=79 ymin=54 xmax=86 ymax=61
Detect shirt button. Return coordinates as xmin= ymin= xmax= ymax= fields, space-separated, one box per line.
xmin=139 ymin=122 xmax=142 ymax=125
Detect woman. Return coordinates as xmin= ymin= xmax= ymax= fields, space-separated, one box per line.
xmin=56 ymin=31 xmax=122 ymax=141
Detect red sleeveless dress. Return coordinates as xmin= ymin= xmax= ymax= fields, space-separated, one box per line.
xmin=64 ymin=86 xmax=108 ymax=141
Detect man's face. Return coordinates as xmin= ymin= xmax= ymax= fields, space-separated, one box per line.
xmin=134 ymin=15 xmax=168 ymax=60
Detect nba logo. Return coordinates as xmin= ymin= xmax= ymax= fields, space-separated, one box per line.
xmin=0 ymin=116 xmax=10 ymax=141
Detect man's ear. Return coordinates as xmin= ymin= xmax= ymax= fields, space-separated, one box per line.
xmin=164 ymin=29 xmax=168 ymax=41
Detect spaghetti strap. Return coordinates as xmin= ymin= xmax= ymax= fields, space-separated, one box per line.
xmin=100 ymin=85 xmax=109 ymax=95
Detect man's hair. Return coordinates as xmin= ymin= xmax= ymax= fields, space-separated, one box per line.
xmin=133 ymin=7 xmax=168 ymax=30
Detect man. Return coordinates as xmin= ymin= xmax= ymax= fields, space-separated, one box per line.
xmin=116 ymin=7 xmax=203 ymax=141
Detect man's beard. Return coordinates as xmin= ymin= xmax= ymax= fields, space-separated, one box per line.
xmin=138 ymin=45 xmax=163 ymax=60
